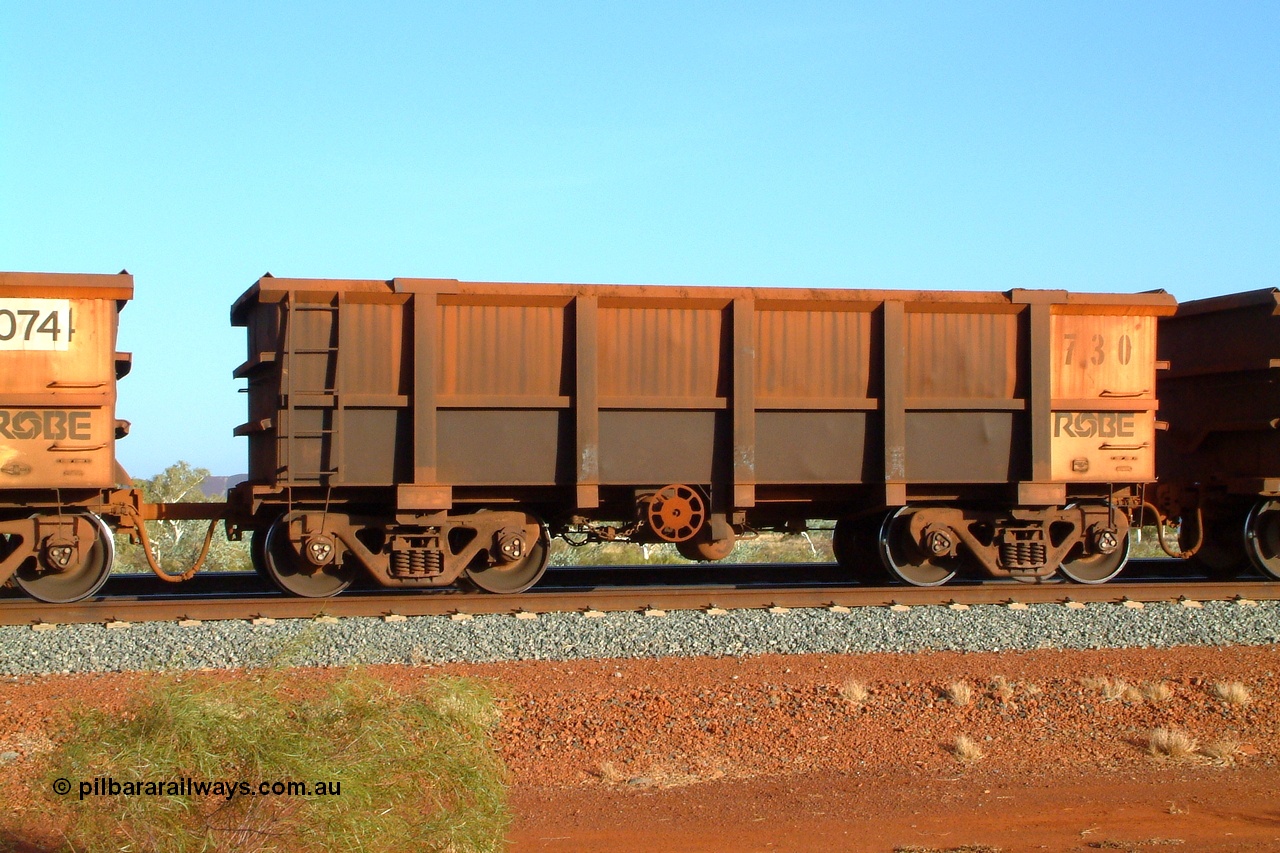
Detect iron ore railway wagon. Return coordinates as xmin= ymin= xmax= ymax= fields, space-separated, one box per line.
xmin=1 ymin=270 xmax=1191 ymax=602
xmin=1156 ymin=288 xmax=1280 ymax=579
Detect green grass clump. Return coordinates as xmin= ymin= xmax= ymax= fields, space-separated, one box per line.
xmin=42 ymin=672 xmax=508 ymax=852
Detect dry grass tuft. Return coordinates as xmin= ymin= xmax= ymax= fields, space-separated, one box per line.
xmin=1088 ymin=677 xmax=1132 ymax=701
xmin=950 ymin=734 xmax=984 ymax=763
xmin=945 ymin=680 xmax=973 ymax=706
xmin=1148 ymin=728 xmax=1199 ymax=761
xmin=1081 ymin=676 xmax=1109 ymax=691
xmin=990 ymin=676 xmax=1015 ymax=704
xmin=1211 ymin=682 xmax=1251 ymax=706
xmin=840 ymin=678 xmax=870 ymax=705
xmin=1201 ymin=738 xmax=1243 ymax=765
xmin=595 ymin=761 xmax=626 ymax=783
xmin=1102 ymin=680 xmax=1129 ymax=701
xmin=1083 ymin=676 xmax=1156 ymax=703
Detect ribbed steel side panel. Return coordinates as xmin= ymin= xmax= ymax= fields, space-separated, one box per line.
xmin=438 ymin=302 xmax=567 ymax=398
xmin=598 ymin=306 xmax=726 ymax=400
xmin=1158 ymin=289 xmax=1280 ymax=490
xmin=343 ymin=301 xmax=409 ymax=397
xmin=904 ymin=312 xmax=1022 ymax=400
xmin=754 ymin=308 xmax=877 ymax=401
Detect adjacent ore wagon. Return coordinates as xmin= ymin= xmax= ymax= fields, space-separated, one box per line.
xmin=229 ymin=276 xmax=1176 ymax=596
xmin=0 ymin=271 xmax=135 ymax=602
xmin=1157 ymin=288 xmax=1280 ymax=578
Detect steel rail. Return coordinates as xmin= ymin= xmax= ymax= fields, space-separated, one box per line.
xmin=1 ymin=578 xmax=1277 ymax=627
xmin=14 ymin=556 xmax=1221 ymax=600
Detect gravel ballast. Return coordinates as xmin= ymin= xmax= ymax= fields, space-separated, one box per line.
xmin=2 ymin=599 xmax=1279 ymax=675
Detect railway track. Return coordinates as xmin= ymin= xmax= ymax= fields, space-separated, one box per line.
xmin=2 ymin=561 xmax=1278 ymax=626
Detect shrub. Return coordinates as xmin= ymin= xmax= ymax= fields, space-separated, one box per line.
xmin=1122 ymin=684 xmax=1147 ymax=704
xmin=989 ymin=676 xmax=1015 ymax=705
xmin=113 ymin=462 xmax=252 ymax=574
xmin=945 ymin=681 xmax=973 ymax=706
xmin=1211 ymin=682 xmax=1251 ymax=706
xmin=951 ymin=735 xmax=984 ymax=763
xmin=839 ymin=678 xmax=869 ymax=705
xmin=1086 ymin=678 xmax=1132 ymax=702
xmin=1201 ymin=738 xmax=1243 ymax=764
xmin=42 ymin=671 xmax=508 ymax=852
xmin=1148 ymin=728 xmax=1198 ymax=761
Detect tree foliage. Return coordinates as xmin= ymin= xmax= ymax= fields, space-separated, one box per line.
xmin=114 ymin=461 xmax=252 ymax=574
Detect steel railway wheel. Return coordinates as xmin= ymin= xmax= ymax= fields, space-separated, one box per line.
xmin=249 ymin=528 xmax=270 ymax=579
xmin=465 ymin=512 xmax=551 ymax=594
xmin=677 ymin=536 xmax=736 ymax=562
xmin=1244 ymin=500 xmax=1280 ymax=580
xmin=878 ymin=508 xmax=958 ymax=587
xmin=1059 ymin=533 xmax=1131 ymax=584
xmin=14 ymin=513 xmax=114 ymax=604
xmin=262 ymin=512 xmax=355 ymax=598
xmin=833 ymin=515 xmax=889 ymax=584
xmin=1182 ymin=508 xmax=1247 ymax=578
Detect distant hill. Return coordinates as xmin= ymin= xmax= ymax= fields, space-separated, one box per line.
xmin=200 ymin=474 xmax=248 ymax=498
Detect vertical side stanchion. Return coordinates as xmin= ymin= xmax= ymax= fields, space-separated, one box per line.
xmin=1028 ymin=302 xmax=1053 ymax=484
xmin=412 ymin=287 xmax=439 ymax=488
xmin=732 ymin=296 xmax=756 ymax=508
xmin=882 ymin=300 xmax=907 ymax=506
xmin=576 ymin=294 xmax=600 ymax=509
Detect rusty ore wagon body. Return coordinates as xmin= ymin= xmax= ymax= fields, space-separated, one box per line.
xmin=1157 ymin=288 xmax=1280 ymax=578
xmin=0 ymin=271 xmax=135 ymax=602
xmin=229 ymin=276 xmax=1176 ymax=596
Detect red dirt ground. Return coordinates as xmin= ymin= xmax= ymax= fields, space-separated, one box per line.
xmin=2 ymin=645 xmax=1278 ymax=851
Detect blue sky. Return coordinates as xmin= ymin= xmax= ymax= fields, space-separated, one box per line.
xmin=2 ymin=2 xmax=1277 ymax=476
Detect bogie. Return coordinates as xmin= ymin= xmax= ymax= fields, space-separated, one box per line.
xmin=247 ymin=507 xmax=552 ymax=596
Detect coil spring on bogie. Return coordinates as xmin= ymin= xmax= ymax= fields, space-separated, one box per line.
xmin=999 ymin=540 xmax=1047 ymax=569
xmin=390 ymin=549 xmax=444 ymax=577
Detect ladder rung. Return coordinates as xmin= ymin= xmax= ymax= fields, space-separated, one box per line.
xmin=282 ymin=296 xmax=342 ymax=482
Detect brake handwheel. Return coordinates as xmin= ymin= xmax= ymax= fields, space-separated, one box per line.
xmin=647 ymin=484 xmax=706 ymax=543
